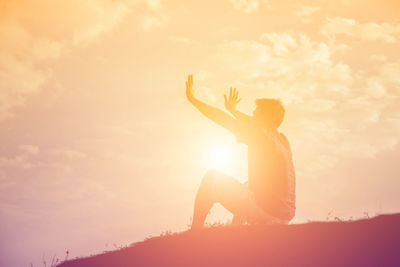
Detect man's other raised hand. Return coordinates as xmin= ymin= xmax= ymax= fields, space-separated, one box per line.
xmin=224 ymin=87 xmax=241 ymax=112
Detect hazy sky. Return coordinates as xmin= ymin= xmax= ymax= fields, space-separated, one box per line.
xmin=1 ymin=0 xmax=400 ymax=266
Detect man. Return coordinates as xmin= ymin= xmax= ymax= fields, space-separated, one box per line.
xmin=186 ymin=74 xmax=296 ymax=229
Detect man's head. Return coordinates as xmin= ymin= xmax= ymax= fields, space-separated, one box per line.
xmin=253 ymin=98 xmax=285 ymax=129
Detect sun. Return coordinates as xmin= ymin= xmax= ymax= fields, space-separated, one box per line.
xmin=210 ymin=146 xmax=231 ymax=167
xmin=199 ymin=138 xmax=242 ymax=172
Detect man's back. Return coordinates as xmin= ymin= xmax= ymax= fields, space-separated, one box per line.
xmin=244 ymin=129 xmax=296 ymax=221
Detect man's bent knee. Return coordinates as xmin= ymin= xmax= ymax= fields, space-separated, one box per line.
xmin=202 ymin=169 xmax=220 ymax=186
xmin=198 ymin=169 xmax=223 ymax=198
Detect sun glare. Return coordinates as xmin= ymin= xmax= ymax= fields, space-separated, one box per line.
xmin=211 ymin=146 xmax=231 ymax=166
xmin=199 ymin=138 xmax=246 ymax=174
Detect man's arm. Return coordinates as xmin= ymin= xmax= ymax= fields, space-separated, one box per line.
xmin=224 ymin=87 xmax=266 ymax=144
xmin=186 ymin=74 xmax=237 ymax=132
xmin=224 ymin=87 xmax=252 ymax=122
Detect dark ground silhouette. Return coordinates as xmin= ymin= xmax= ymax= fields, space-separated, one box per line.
xmin=58 ymin=213 xmax=400 ymax=267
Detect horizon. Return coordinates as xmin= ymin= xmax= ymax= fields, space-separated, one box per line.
xmin=1 ymin=0 xmax=400 ymax=266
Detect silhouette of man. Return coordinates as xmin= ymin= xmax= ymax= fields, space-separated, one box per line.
xmin=186 ymin=74 xmax=296 ymax=229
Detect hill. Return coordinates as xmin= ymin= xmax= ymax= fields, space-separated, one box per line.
xmin=58 ymin=213 xmax=400 ymax=267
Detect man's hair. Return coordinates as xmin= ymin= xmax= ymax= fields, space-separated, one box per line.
xmin=255 ymin=98 xmax=285 ymax=128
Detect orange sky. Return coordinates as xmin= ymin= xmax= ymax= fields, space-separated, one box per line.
xmin=1 ymin=0 xmax=400 ymax=266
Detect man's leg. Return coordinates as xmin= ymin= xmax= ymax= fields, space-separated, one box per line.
xmin=191 ymin=170 xmax=216 ymax=229
xmin=246 ymin=190 xmax=291 ymax=225
xmin=191 ymin=170 xmax=248 ymax=229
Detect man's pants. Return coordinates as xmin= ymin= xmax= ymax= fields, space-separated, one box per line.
xmin=203 ymin=170 xmax=290 ymax=225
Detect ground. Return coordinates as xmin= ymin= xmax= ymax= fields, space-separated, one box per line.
xmin=58 ymin=213 xmax=400 ymax=267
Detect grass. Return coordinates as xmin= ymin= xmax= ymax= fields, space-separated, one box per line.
xmin=54 ymin=212 xmax=400 ymax=267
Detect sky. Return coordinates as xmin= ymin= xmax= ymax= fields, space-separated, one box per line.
xmin=1 ymin=0 xmax=400 ymax=266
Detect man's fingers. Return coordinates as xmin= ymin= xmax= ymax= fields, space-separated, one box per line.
xmin=224 ymin=94 xmax=228 ymax=104
xmin=229 ymin=87 xmax=233 ymax=100
xmin=237 ymin=98 xmax=241 ymax=104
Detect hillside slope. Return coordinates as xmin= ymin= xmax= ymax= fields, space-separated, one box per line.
xmin=59 ymin=213 xmax=400 ymax=267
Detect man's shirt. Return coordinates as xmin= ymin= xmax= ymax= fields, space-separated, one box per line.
xmin=233 ymin=118 xmax=296 ymax=221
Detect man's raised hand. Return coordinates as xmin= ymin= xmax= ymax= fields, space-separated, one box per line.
xmin=224 ymin=87 xmax=241 ymax=112
xmin=186 ymin=74 xmax=195 ymax=102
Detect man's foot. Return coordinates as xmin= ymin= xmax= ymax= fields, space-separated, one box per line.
xmin=232 ymin=215 xmax=246 ymax=225
xmin=190 ymin=221 xmax=204 ymax=230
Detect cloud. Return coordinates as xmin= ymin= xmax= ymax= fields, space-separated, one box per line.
xmin=0 ymin=154 xmax=31 ymax=169
xmin=293 ymin=5 xmax=320 ymax=23
xmin=198 ymin=86 xmax=217 ymax=103
xmin=138 ymin=15 xmax=169 ymax=31
xmin=229 ymin=0 xmax=260 ymax=14
xmin=143 ymin=0 xmax=163 ymax=9
xmin=322 ymin=17 xmax=400 ymax=43
xmin=0 ymin=145 xmax=40 ymax=170
xmin=294 ymin=5 xmax=320 ymax=17
xmin=215 ymin=32 xmax=400 ymax=177
xmin=0 ymin=0 xmax=131 ymax=121
xmin=48 ymin=148 xmax=88 ymax=160
xmin=18 ymin=145 xmax=40 ymax=155
xmin=168 ymin=36 xmax=197 ymax=45
xmin=217 ymin=40 xmax=270 ymax=75
xmin=218 ymin=33 xmax=350 ymax=87
xmin=71 ymin=1 xmax=130 ymax=45
xmin=0 ymin=145 xmax=88 ymax=172
xmin=260 ymin=32 xmax=297 ymax=55
xmin=370 ymin=55 xmax=387 ymax=62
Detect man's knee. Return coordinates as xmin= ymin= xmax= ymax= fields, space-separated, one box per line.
xmin=202 ymin=169 xmax=220 ymax=186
